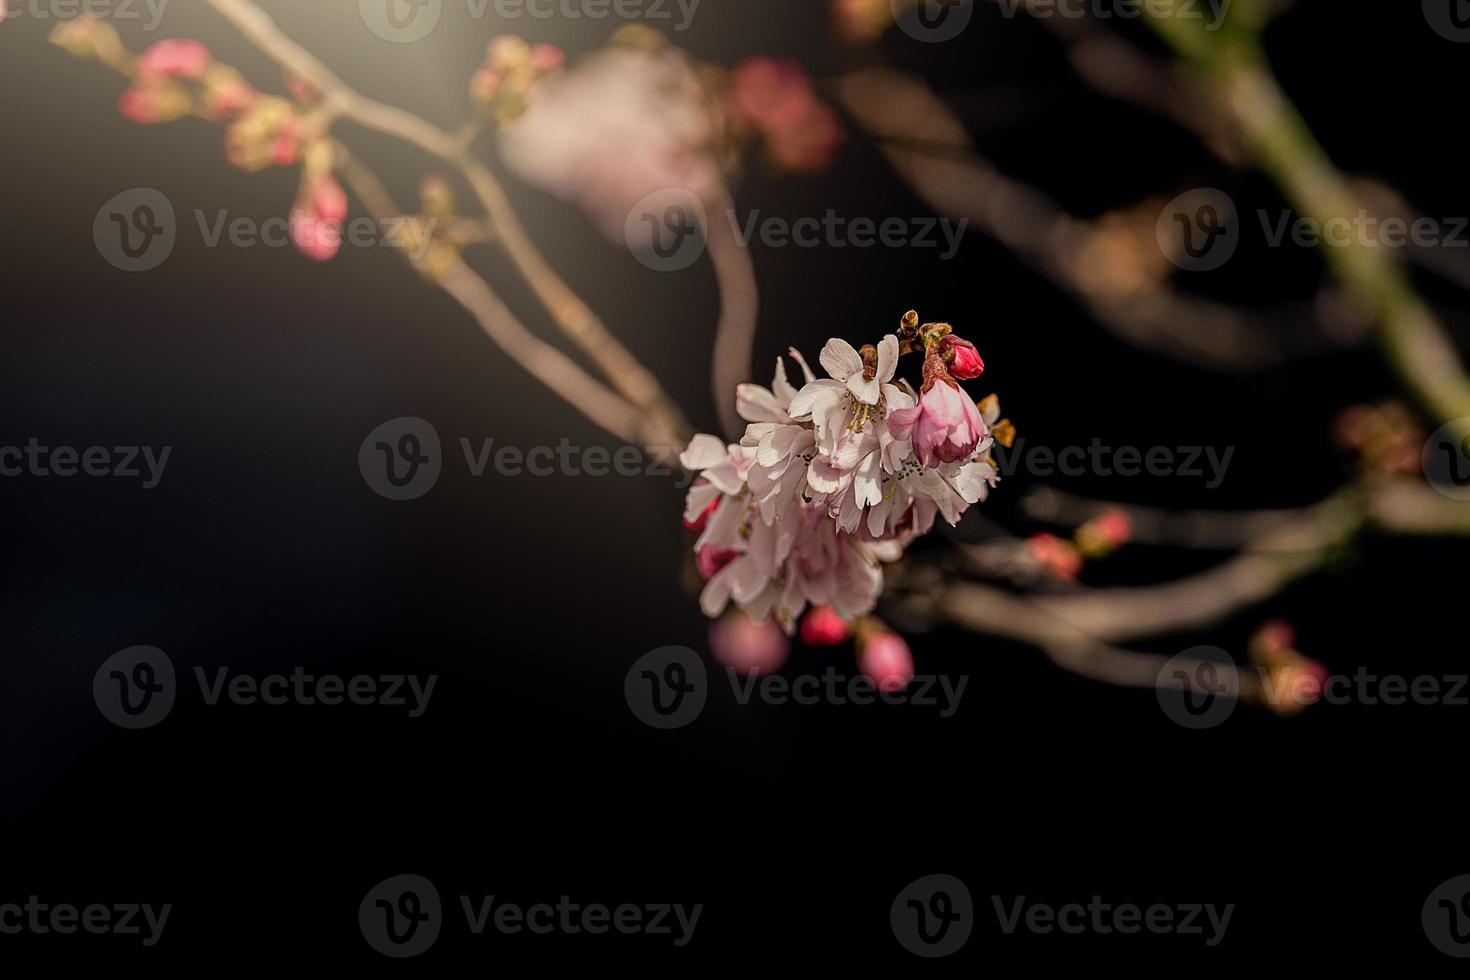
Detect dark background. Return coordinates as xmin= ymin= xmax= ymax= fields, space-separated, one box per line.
xmin=2 ymin=0 xmax=1467 ymax=968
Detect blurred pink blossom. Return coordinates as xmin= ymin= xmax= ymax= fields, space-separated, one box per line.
xmin=291 ymin=174 xmax=348 ymax=262
xmin=710 ymin=611 xmax=790 ymax=676
xmin=858 ymin=632 xmax=914 ymax=692
xmin=138 ymin=39 xmax=212 ymax=80
xmin=498 ymin=44 xmax=724 ymax=239
xmin=731 ymin=58 xmax=842 ymax=173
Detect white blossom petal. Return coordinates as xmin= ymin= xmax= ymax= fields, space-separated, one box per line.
xmin=771 ymin=358 xmax=799 ymax=407
xmin=854 ymin=451 xmax=883 ymax=508
xmin=679 ymin=433 xmax=727 ymax=471
xmin=875 ymin=335 xmax=899 ymax=384
xmin=847 ymin=373 xmax=881 ymax=406
xmin=682 ymin=481 xmax=720 ymax=524
xmin=737 ymin=383 xmax=789 ymax=424
xmin=786 ymin=378 xmax=843 ymax=421
xmin=806 ymin=455 xmax=846 ymax=495
xmin=819 ymin=337 xmax=863 ymax=381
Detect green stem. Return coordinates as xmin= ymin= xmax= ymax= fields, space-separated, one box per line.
xmin=1149 ymin=6 xmax=1470 ymax=440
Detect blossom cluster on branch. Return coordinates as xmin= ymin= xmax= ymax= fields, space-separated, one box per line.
xmin=682 ymin=313 xmax=1009 ymax=632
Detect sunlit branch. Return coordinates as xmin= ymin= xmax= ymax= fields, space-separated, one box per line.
xmin=331 ymin=142 xmax=652 ymax=450
xmin=204 ymin=0 xmax=692 ymax=450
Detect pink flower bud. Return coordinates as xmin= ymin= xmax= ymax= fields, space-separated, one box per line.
xmin=530 ymin=43 xmax=565 ymax=72
xmin=138 ymin=39 xmax=212 ymax=80
xmin=291 ymin=175 xmax=348 ymax=262
xmin=858 ymin=633 xmax=914 ymax=692
xmin=710 ymin=612 xmax=789 ymax=677
xmin=1027 ymin=533 xmax=1082 ymax=582
xmin=204 ymin=78 xmax=256 ymax=120
xmin=273 ymin=128 xmax=301 ymax=166
xmin=800 ymin=606 xmax=850 ymax=646
xmin=887 ymin=368 xmax=988 ymax=468
xmin=118 ymin=86 xmax=164 ymax=124
xmin=1093 ymin=509 xmax=1132 ymax=548
xmin=940 ymin=335 xmax=985 ymax=380
xmin=471 ymin=68 xmax=502 ymax=103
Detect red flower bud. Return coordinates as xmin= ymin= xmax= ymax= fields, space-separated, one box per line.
xmin=940 ymin=335 xmax=985 ymax=380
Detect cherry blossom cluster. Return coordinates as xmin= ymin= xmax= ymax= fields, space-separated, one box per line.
xmin=681 ymin=313 xmax=1007 ymax=633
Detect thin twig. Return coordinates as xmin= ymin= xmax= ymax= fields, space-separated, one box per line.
xmin=332 ymin=143 xmax=653 ymax=451
xmin=837 ymin=68 xmax=1349 ymax=372
xmin=204 ymin=0 xmax=692 ymax=450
